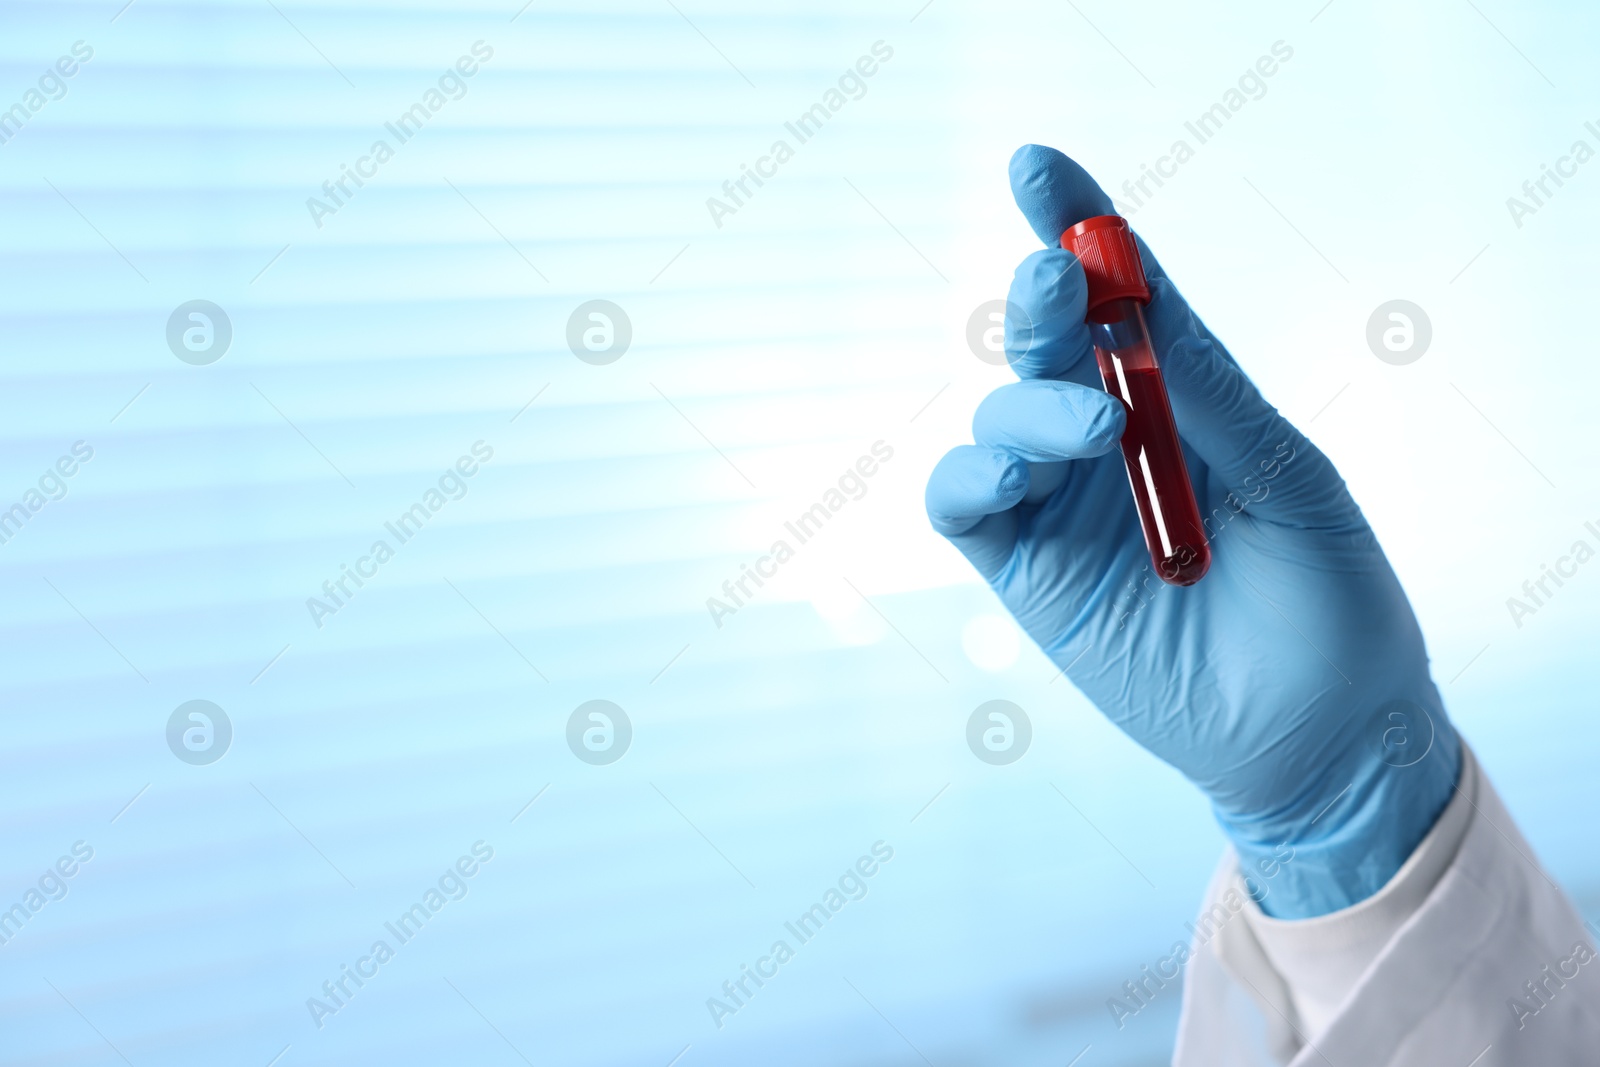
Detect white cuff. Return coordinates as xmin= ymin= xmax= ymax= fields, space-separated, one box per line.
xmin=1209 ymin=744 xmax=1477 ymax=1049
xmin=1174 ymin=740 xmax=1600 ymax=1067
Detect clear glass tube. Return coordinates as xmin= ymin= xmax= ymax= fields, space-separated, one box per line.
xmin=1088 ymin=298 xmax=1211 ymax=586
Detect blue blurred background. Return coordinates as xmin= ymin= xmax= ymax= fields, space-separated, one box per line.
xmin=2 ymin=1 xmax=1597 ymax=1064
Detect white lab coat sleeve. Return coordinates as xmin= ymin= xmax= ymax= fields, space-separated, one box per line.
xmin=1173 ymin=742 xmax=1600 ymax=1066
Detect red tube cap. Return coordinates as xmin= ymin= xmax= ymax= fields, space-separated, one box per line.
xmin=1060 ymin=215 xmax=1150 ymax=312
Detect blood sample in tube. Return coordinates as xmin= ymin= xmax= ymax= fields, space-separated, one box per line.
xmin=1061 ymin=216 xmax=1210 ymax=586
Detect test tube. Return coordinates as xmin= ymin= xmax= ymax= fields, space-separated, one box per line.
xmin=1061 ymin=216 xmax=1210 ymax=586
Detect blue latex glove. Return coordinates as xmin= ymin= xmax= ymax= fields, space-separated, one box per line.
xmin=927 ymin=145 xmax=1461 ymax=918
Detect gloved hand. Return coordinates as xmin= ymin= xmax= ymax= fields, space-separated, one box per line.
xmin=927 ymin=145 xmax=1461 ymax=918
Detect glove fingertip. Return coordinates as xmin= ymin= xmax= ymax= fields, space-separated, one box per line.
xmin=1008 ymin=144 xmax=1116 ymax=246
xmin=924 ymin=446 xmax=1028 ymax=535
xmin=1069 ymin=386 xmax=1127 ymax=451
xmin=1004 ymin=249 xmax=1091 ymax=374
